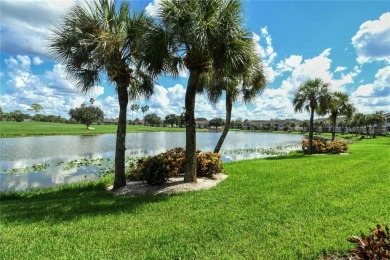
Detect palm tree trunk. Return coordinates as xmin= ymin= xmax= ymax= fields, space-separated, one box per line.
xmin=214 ymin=91 xmax=232 ymax=153
xmin=113 ymin=84 xmax=128 ymax=190
xmin=184 ymin=70 xmax=199 ymax=183
xmin=308 ymin=108 xmax=315 ymax=155
xmin=331 ymin=117 xmax=337 ymax=141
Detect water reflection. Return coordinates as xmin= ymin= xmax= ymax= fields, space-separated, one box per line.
xmin=0 ymin=132 xmax=303 ymax=191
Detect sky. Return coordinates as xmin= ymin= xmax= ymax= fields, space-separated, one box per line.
xmin=0 ymin=0 xmax=389 ymax=121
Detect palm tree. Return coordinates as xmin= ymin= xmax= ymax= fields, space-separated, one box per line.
xmin=204 ymin=54 xmax=266 ymax=153
xmin=49 ymin=0 xmax=155 ymax=190
xmin=328 ymin=92 xmax=356 ymax=141
xmin=142 ymin=0 xmax=253 ymax=182
xmin=293 ymin=78 xmax=331 ymax=155
xmin=351 ymin=113 xmax=364 ymax=136
xmin=371 ymin=111 xmax=386 ymax=137
xmin=141 ymin=105 xmax=149 ymax=124
xmin=131 ymin=104 xmax=140 ymax=119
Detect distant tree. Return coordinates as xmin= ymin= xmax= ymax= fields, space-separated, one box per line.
xmin=351 ymin=113 xmax=364 ymax=136
xmin=363 ymin=114 xmax=371 ymax=137
xmin=134 ymin=118 xmax=142 ymax=125
xmin=327 ymin=92 xmax=356 ymax=141
xmin=12 ymin=110 xmax=24 ymax=122
xmin=131 ymin=104 xmax=140 ymax=119
xmin=28 ymin=103 xmax=43 ymax=114
xmin=141 ymin=105 xmax=149 ymax=123
xmin=369 ymin=111 xmax=386 ymax=137
xmin=144 ymin=113 xmax=162 ymax=126
xmin=69 ymin=104 xmax=104 ymax=129
xmin=0 ymin=106 xmax=3 ymax=121
xmin=293 ymin=78 xmax=331 ymax=154
xmin=196 ymin=117 xmax=207 ymax=121
xmin=231 ymin=118 xmax=243 ymax=129
xmin=165 ymin=114 xmax=178 ymax=127
xmin=209 ymin=118 xmax=225 ymax=129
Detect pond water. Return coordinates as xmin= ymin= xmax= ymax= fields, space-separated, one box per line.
xmin=0 ymin=132 xmax=303 ymax=192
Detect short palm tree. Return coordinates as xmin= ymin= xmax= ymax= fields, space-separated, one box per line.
xmin=328 ymin=92 xmax=356 ymax=141
xmin=293 ymin=78 xmax=331 ymax=154
xmin=142 ymin=0 xmax=253 ymax=182
xmin=351 ymin=113 xmax=364 ymax=136
xmin=49 ymin=0 xmax=155 ymax=189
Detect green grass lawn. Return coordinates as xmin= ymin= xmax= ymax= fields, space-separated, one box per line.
xmin=0 ymin=121 xmax=196 ymax=137
xmin=1 ymin=137 xmax=389 ymax=259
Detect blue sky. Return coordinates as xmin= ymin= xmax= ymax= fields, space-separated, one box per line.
xmin=1 ymin=0 xmax=389 ymax=120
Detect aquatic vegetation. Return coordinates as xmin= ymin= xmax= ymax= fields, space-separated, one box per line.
xmin=1 ymin=163 xmax=49 ymax=174
xmin=1 ymin=144 xmax=300 ymax=176
xmin=221 ymin=144 xmax=300 ymax=156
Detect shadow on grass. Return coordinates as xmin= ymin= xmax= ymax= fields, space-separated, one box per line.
xmin=0 ymin=181 xmax=169 ymax=225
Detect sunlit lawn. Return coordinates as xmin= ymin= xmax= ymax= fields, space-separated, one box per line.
xmin=1 ymin=137 xmax=389 ymax=259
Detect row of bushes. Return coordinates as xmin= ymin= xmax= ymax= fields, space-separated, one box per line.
xmin=301 ymin=139 xmax=348 ymax=154
xmin=128 ymin=147 xmax=223 ymax=185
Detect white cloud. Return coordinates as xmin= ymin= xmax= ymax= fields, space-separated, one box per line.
xmin=1 ymin=55 xmax=107 ymax=118
xmin=276 ymin=55 xmax=302 ymax=73
xmin=32 ymin=56 xmax=44 ymax=65
xmin=334 ymin=66 xmax=347 ymax=73
xmin=145 ymin=0 xmax=161 ymax=17
xmin=351 ymin=66 xmax=390 ymax=113
xmin=0 ymin=0 xmax=81 ymax=57
xmin=352 ymin=12 xmax=390 ymax=64
xmin=252 ymin=28 xmax=278 ymax=83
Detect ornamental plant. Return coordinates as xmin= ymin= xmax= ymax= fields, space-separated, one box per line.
xmin=196 ymin=152 xmax=223 ymax=178
xmin=128 ymin=148 xmax=223 ymax=185
xmin=347 ymin=224 xmax=390 ymax=259
xmin=301 ymin=139 xmax=348 ymax=154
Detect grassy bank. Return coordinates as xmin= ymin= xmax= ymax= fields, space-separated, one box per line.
xmin=1 ymin=137 xmax=389 ymax=259
xmin=0 ymin=121 xmax=197 ymax=137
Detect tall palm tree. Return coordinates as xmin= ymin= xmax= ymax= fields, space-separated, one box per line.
xmin=328 ymin=92 xmax=356 ymax=141
xmin=204 ymin=52 xmax=266 ymax=153
xmin=49 ymin=0 xmax=155 ymax=189
xmin=293 ymin=78 xmax=331 ymax=155
xmin=142 ymin=0 xmax=253 ymax=182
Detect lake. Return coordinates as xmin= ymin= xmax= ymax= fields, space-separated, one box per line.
xmin=0 ymin=132 xmax=303 ymax=192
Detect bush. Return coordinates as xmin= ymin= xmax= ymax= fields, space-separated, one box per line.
xmin=128 ymin=148 xmax=223 ymax=185
xmin=325 ymin=140 xmax=348 ymax=154
xmin=347 ymin=224 xmax=390 ymax=259
xmin=196 ymin=152 xmax=223 ymax=178
xmin=131 ymin=154 xmax=171 ymax=185
xmin=301 ymin=139 xmax=348 ymax=154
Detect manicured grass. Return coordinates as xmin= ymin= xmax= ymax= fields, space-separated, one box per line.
xmin=0 ymin=121 xmax=198 ymax=137
xmin=1 ymin=137 xmax=389 ymax=259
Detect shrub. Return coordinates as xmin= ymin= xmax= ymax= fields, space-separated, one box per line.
xmin=347 ymin=224 xmax=390 ymax=259
xmin=132 ymin=154 xmax=171 ymax=185
xmin=196 ymin=152 xmax=223 ymax=178
xmin=127 ymin=148 xmax=223 ymax=185
xmin=325 ymin=140 xmax=348 ymax=154
xmin=164 ymin=147 xmax=186 ymax=177
xmin=301 ymin=139 xmax=348 ymax=154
